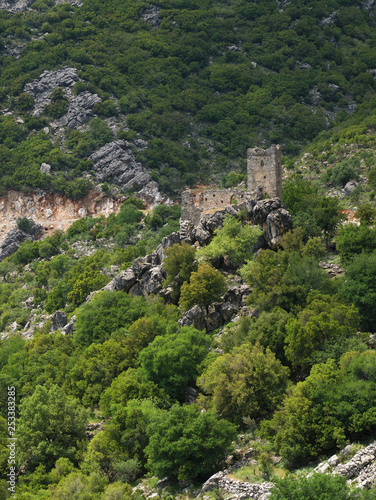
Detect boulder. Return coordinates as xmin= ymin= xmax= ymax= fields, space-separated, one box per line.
xmin=178 ymin=305 xmax=206 ymax=331
xmin=0 ymin=221 xmax=43 ymax=262
xmin=102 ymin=269 xmax=137 ymax=292
xmin=344 ymin=180 xmax=359 ymax=197
xmin=61 ymin=315 xmax=76 ymax=335
xmin=266 ymin=208 xmax=293 ymax=248
xmin=50 ymin=311 xmax=68 ymax=332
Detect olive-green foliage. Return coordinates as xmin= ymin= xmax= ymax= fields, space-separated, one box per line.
xmin=341 ymin=251 xmax=376 ymax=331
xmin=198 ymin=343 xmax=290 ymax=424
xmin=220 ymin=308 xmax=293 ymax=365
xmin=356 ymin=203 xmax=376 ymax=225
xmin=73 ymin=291 xmax=147 ymax=345
xmin=198 ymin=215 xmax=262 ymax=266
xmin=282 ymin=177 xmax=344 ymax=242
xmin=163 ymin=241 xmax=197 ymax=302
xmin=100 ymin=368 xmax=169 ymax=417
xmin=261 ymin=351 xmax=376 ymax=468
xmin=139 ymin=326 xmax=209 ymax=400
xmin=45 ymin=250 xmax=110 ymax=313
xmin=44 ymin=87 xmax=69 ymax=118
xmin=82 ymin=399 xmax=160 ymax=477
xmin=145 ymin=403 xmax=237 ymax=481
xmin=284 ymin=291 xmax=360 ymax=370
xmin=179 ymin=263 xmax=227 ymax=311
xmin=337 ymin=224 xmax=376 ymax=264
xmin=269 ymin=473 xmax=373 ymax=500
xmin=242 ymin=249 xmax=332 ymax=314
xmin=1 ymin=0 xmax=376 ymax=193
xmin=17 ymin=384 xmax=87 ymax=472
xmin=330 ymin=157 xmax=360 ymax=186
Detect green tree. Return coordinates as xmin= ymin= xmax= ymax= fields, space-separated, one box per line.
xmin=74 ymin=291 xmax=147 ymax=345
xmin=179 ymin=263 xmax=227 ymax=311
xmin=145 ymin=404 xmax=237 ymax=481
xmin=163 ymin=242 xmax=197 ymax=302
xmin=269 ymin=473 xmax=369 ymax=500
xmin=341 ymin=251 xmax=376 ymax=331
xmin=198 ymin=215 xmax=262 ymax=266
xmin=198 ymin=343 xmax=290 ymax=423
xmin=17 ymin=385 xmax=87 ymax=472
xmin=139 ymin=327 xmax=209 ymax=400
xmin=284 ymin=292 xmax=360 ymax=370
xmin=336 ymin=224 xmax=376 ymax=263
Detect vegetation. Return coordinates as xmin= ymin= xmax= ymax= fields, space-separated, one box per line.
xmin=2 ymin=0 xmax=376 ymax=496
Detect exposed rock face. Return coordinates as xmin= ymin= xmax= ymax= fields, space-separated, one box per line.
xmin=142 ymin=5 xmax=161 ymax=27
xmin=314 ymin=441 xmax=376 ymax=489
xmin=61 ymin=315 xmax=76 ymax=335
xmin=89 ymin=140 xmax=151 ymax=192
xmin=50 ymin=311 xmax=68 ymax=332
xmin=137 ymin=181 xmax=173 ymax=208
xmin=179 ymin=305 xmax=206 ymax=331
xmin=0 ymin=220 xmax=43 ymax=261
xmin=0 ymin=0 xmax=33 ymax=13
xmin=250 ymin=198 xmax=292 ymax=249
xmin=0 ymin=0 xmax=81 ymax=11
xmin=91 ymin=199 xmax=290 ymax=318
xmin=24 ymin=67 xmax=101 ymax=127
xmin=201 ymin=471 xmax=273 ymax=499
xmin=0 ymin=189 xmax=126 ymax=245
xmin=344 ymin=180 xmax=359 ymax=197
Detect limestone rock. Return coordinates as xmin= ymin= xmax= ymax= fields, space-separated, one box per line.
xmin=61 ymin=315 xmax=76 ymax=335
xmin=142 ymin=5 xmax=161 ymax=27
xmin=140 ymin=265 xmax=165 ymax=295
xmin=201 ymin=471 xmax=273 ymax=499
xmin=89 ymin=140 xmax=151 ymax=192
xmin=24 ymin=67 xmax=101 ymax=127
xmin=103 ymin=269 xmax=138 ymax=293
xmin=179 ymin=305 xmax=206 ymax=331
xmin=344 ymin=180 xmax=359 ymax=197
xmin=50 ymin=311 xmax=68 ymax=332
xmin=40 ymin=163 xmax=51 ymax=175
xmin=0 ymin=0 xmax=81 ymax=10
xmin=252 ymin=198 xmax=287 ymax=225
xmin=266 ymin=208 xmax=293 ymax=249
xmin=0 ymin=221 xmax=43 ymax=262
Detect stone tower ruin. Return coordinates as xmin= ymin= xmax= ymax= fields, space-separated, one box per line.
xmin=247 ymin=145 xmax=282 ymax=199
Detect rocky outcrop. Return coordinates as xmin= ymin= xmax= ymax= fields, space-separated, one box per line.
xmin=24 ymin=67 xmax=101 ymax=126
xmin=0 ymin=0 xmax=81 ymax=11
xmin=179 ymin=285 xmax=253 ymax=332
xmin=344 ymin=180 xmax=359 ymax=197
xmin=50 ymin=311 xmax=67 ymax=332
xmin=314 ymin=441 xmax=376 ymax=489
xmin=62 ymin=315 xmax=76 ymax=335
xmin=0 ymin=220 xmax=42 ymax=261
xmin=250 ymin=198 xmax=292 ymax=249
xmin=0 ymin=189 xmax=126 ymax=245
xmin=89 ymin=140 xmax=151 ymax=192
xmin=142 ymin=5 xmax=161 ymax=27
xmin=201 ymin=471 xmax=273 ymax=500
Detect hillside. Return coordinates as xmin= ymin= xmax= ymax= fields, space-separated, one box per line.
xmin=2 ymin=0 xmax=376 ymax=499
xmin=1 ymin=0 xmax=376 ymax=198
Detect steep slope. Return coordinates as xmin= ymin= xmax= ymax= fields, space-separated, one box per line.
xmin=1 ymin=0 xmax=376 ymax=199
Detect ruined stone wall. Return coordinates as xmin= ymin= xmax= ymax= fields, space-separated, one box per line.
xmin=247 ymin=145 xmax=282 ymax=198
xmin=181 ymin=188 xmax=249 ymax=224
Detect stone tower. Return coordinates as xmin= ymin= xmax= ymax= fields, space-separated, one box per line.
xmin=247 ymin=145 xmax=282 ymax=199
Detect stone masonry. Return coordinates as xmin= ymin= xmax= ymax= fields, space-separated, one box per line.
xmin=247 ymin=145 xmax=282 ymax=199
xmin=181 ymin=145 xmax=282 ymax=225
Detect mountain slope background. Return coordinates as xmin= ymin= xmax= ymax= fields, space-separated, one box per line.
xmin=1 ymin=0 xmax=376 ymax=198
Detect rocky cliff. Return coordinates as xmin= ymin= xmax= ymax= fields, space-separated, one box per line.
xmin=0 ymin=188 xmax=126 ymax=246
